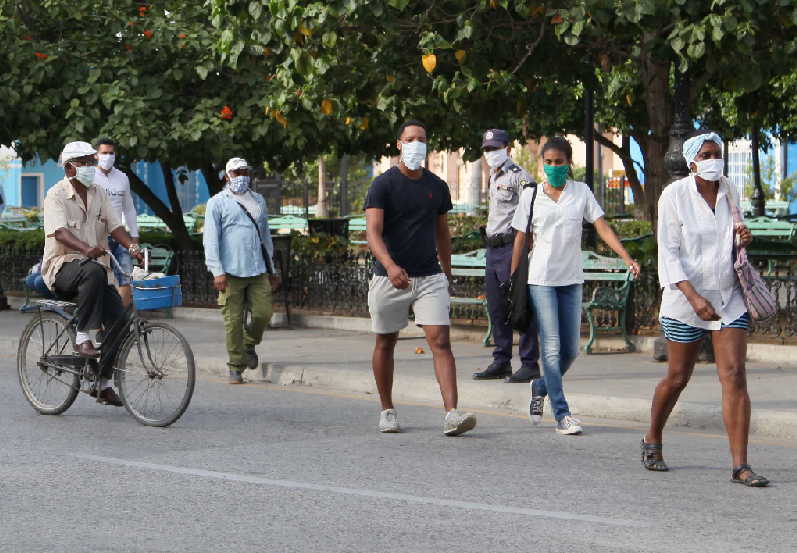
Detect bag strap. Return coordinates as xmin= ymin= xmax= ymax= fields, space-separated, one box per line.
xmin=522 ymin=183 xmax=538 ymax=250
xmin=724 ymin=182 xmax=744 ymax=254
xmin=234 ymin=198 xmax=274 ymax=274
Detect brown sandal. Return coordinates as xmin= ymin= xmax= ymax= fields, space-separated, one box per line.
xmin=731 ymin=464 xmax=769 ymax=487
xmin=641 ymin=438 xmax=669 ymax=471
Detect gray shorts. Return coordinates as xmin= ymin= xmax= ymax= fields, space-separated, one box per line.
xmin=368 ymin=273 xmax=450 ymax=334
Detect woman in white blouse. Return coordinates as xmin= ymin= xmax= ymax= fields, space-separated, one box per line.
xmin=510 ymin=137 xmax=640 ymax=435
xmin=643 ymin=130 xmax=769 ymax=487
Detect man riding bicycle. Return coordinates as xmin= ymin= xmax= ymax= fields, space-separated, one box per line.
xmin=42 ymin=141 xmax=143 ymax=406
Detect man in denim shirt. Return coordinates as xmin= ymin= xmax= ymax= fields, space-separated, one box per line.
xmin=203 ymin=157 xmax=278 ymax=383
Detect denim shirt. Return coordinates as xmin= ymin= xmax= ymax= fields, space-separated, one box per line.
xmin=203 ymin=189 xmax=275 ymax=278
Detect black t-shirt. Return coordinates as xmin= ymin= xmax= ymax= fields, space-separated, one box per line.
xmin=365 ymin=166 xmax=453 ymax=277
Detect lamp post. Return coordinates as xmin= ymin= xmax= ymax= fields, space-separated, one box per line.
xmin=663 ymin=71 xmax=691 ymax=185
xmin=751 ymin=128 xmax=765 ymax=217
xmin=584 ymin=86 xmax=596 ymax=248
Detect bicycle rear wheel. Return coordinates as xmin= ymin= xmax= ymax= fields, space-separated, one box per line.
xmin=116 ymin=321 xmax=195 ymax=427
xmin=18 ymin=312 xmax=80 ymax=415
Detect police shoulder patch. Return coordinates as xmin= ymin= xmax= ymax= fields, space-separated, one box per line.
xmin=508 ymin=164 xmax=522 ymax=173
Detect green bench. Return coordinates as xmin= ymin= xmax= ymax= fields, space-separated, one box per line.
xmin=581 ymin=250 xmax=634 ymax=354
xmin=139 ymin=243 xmax=174 ymax=274
xmin=450 ymin=249 xmax=491 ymax=345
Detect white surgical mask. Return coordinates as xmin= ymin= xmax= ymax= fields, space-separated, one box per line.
xmin=72 ymin=165 xmax=96 ymax=187
xmin=693 ymin=158 xmax=724 ymax=182
xmin=400 ymin=140 xmax=426 ymax=171
xmin=484 ymin=148 xmax=508 ymax=169
xmin=228 ymin=175 xmax=250 ymax=194
xmin=98 ymin=153 xmax=115 ymax=170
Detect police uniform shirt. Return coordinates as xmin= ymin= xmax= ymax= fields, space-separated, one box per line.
xmin=486 ymin=158 xmax=533 ymax=237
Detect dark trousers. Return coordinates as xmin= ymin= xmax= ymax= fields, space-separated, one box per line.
xmin=54 ymin=260 xmax=125 ymax=378
xmin=485 ymin=244 xmax=540 ymax=369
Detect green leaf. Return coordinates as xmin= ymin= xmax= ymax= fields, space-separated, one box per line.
xmin=388 ymin=0 xmax=410 ymax=10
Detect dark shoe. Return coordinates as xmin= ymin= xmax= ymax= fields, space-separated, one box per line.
xmin=505 ymin=365 xmax=540 ymax=383
xmin=228 ymin=368 xmax=244 ymax=384
xmin=90 ymin=387 xmax=124 ymax=407
xmin=731 ymin=464 xmax=769 ymax=487
xmin=640 ymin=438 xmax=669 ymax=472
xmin=245 ymin=346 xmax=259 ymax=370
xmin=472 ymin=362 xmax=512 ymax=380
xmin=76 ymin=341 xmax=100 ymax=358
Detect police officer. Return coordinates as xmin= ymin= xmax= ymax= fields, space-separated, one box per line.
xmin=472 ymin=129 xmax=540 ymax=383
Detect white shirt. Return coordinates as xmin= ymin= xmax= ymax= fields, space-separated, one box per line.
xmin=657 ymin=175 xmax=746 ymax=330
xmin=511 ymin=179 xmax=604 ymax=286
xmin=95 ymin=167 xmax=139 ymax=237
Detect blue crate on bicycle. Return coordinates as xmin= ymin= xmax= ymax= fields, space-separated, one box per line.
xmin=132 ymin=275 xmax=183 ymax=310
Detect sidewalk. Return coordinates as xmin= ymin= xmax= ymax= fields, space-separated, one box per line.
xmin=2 ymin=307 xmax=796 ymax=440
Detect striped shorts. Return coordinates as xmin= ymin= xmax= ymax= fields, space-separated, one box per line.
xmin=660 ymin=313 xmax=750 ymax=343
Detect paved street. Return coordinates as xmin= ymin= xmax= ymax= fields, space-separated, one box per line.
xmin=2 ymin=361 xmax=795 ymax=553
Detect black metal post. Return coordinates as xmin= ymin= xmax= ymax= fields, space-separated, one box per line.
xmin=663 ymin=71 xmax=691 ymax=184
xmin=584 ymin=86 xmax=596 ymax=248
xmin=751 ymin=128 xmax=765 ymax=217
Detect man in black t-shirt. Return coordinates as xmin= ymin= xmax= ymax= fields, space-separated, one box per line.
xmin=365 ymin=119 xmax=476 ymax=437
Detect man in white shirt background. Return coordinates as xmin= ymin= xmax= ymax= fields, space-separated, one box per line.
xmin=94 ymin=138 xmax=139 ymax=307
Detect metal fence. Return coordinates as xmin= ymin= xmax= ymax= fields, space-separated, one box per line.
xmin=3 ymin=246 xmax=797 ymax=343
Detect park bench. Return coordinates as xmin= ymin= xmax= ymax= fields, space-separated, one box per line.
xmin=138 ymin=243 xmax=174 ymax=274
xmin=581 ymin=250 xmax=634 ymax=354
xmin=450 ymin=249 xmax=491 ymax=345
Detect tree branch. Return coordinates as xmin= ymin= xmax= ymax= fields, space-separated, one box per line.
xmin=510 ymin=19 xmax=547 ymax=75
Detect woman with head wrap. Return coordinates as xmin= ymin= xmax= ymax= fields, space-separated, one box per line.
xmin=641 ymin=130 xmax=769 ymax=487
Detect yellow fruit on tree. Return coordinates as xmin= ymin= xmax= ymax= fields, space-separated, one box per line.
xmin=422 ymin=53 xmax=437 ymax=74
xmin=321 ymin=99 xmax=333 ymax=115
xmin=359 ymin=117 xmax=369 ymax=131
xmin=455 ymin=49 xmax=466 ymax=63
xmin=344 ymin=117 xmax=353 ymax=126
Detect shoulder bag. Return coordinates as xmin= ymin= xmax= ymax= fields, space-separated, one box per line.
xmin=503 ymin=183 xmax=537 ymax=331
xmin=727 ymin=194 xmax=776 ymax=321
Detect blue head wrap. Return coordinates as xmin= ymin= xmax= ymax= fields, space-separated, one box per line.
xmin=682 ymin=132 xmax=723 ymax=165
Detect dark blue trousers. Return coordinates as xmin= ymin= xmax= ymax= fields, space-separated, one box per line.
xmin=485 ymin=244 xmax=539 ymax=369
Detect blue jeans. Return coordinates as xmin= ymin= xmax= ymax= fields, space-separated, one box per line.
xmin=108 ymin=237 xmax=133 ymax=286
xmin=528 ymin=284 xmax=582 ymax=422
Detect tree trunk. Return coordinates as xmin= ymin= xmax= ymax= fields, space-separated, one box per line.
xmin=467 ymin=158 xmax=482 ymax=215
xmin=638 ymin=49 xmax=673 ymax=224
xmin=751 ymin=127 xmax=765 ymax=216
xmin=594 ymin=133 xmax=646 ymax=218
xmin=317 ymin=157 xmax=329 ymax=218
xmin=338 ymin=154 xmax=350 ymax=217
xmin=124 ymin=163 xmax=195 ymax=251
xmin=202 ymin=163 xmax=225 ymax=197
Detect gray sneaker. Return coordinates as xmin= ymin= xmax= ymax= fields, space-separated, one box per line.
xmin=245 ymin=346 xmax=259 ymax=370
xmin=529 ymin=392 xmax=544 ymax=426
xmin=379 ymin=409 xmax=401 ymax=433
xmin=228 ymin=368 xmax=244 ymax=384
xmin=443 ymin=409 xmax=477 ymax=436
xmin=556 ymin=415 xmax=583 ymax=435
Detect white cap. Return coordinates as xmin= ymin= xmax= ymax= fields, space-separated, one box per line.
xmin=59 ymin=141 xmax=97 ymax=166
xmin=225 ymin=157 xmax=250 ymax=174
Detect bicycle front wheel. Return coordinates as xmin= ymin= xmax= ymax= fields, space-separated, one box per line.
xmin=116 ymin=321 xmax=195 ymax=427
xmin=18 ymin=312 xmax=80 ymax=415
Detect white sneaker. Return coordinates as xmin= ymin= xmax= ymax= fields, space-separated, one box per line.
xmin=528 ymin=392 xmax=544 ymax=426
xmin=443 ymin=409 xmax=477 ymax=436
xmin=379 ymin=409 xmax=401 ymax=433
xmin=556 ymin=415 xmax=583 ymax=435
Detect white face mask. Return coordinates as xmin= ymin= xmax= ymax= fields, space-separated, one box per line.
xmin=484 ymin=148 xmax=508 ymax=169
xmin=98 ymin=153 xmax=115 ymax=170
xmin=400 ymin=140 xmax=427 ymax=171
xmin=71 ymin=165 xmax=96 ymax=187
xmin=693 ymin=158 xmax=724 ymax=182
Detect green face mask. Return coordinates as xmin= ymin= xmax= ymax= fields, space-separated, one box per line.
xmin=543 ymin=164 xmax=569 ymax=188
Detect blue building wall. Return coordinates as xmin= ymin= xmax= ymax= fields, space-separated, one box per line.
xmin=0 ymin=156 xmax=209 ymax=215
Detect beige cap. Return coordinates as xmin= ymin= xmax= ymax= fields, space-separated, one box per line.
xmin=59 ymin=141 xmax=96 ymax=166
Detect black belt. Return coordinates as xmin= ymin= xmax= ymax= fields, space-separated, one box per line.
xmin=485 ymin=232 xmax=515 ymax=248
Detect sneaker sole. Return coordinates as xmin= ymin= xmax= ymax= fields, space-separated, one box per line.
xmin=379 ymin=427 xmax=401 ymax=433
xmin=556 ymin=427 xmax=583 ymax=435
xmin=444 ymin=417 xmax=477 ymax=436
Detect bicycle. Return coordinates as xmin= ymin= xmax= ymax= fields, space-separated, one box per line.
xmin=17 ymin=253 xmax=195 ymax=427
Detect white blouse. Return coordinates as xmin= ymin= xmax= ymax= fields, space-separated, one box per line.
xmin=511 ymin=180 xmax=604 ymax=286
xmin=657 ymin=175 xmax=746 ymax=329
